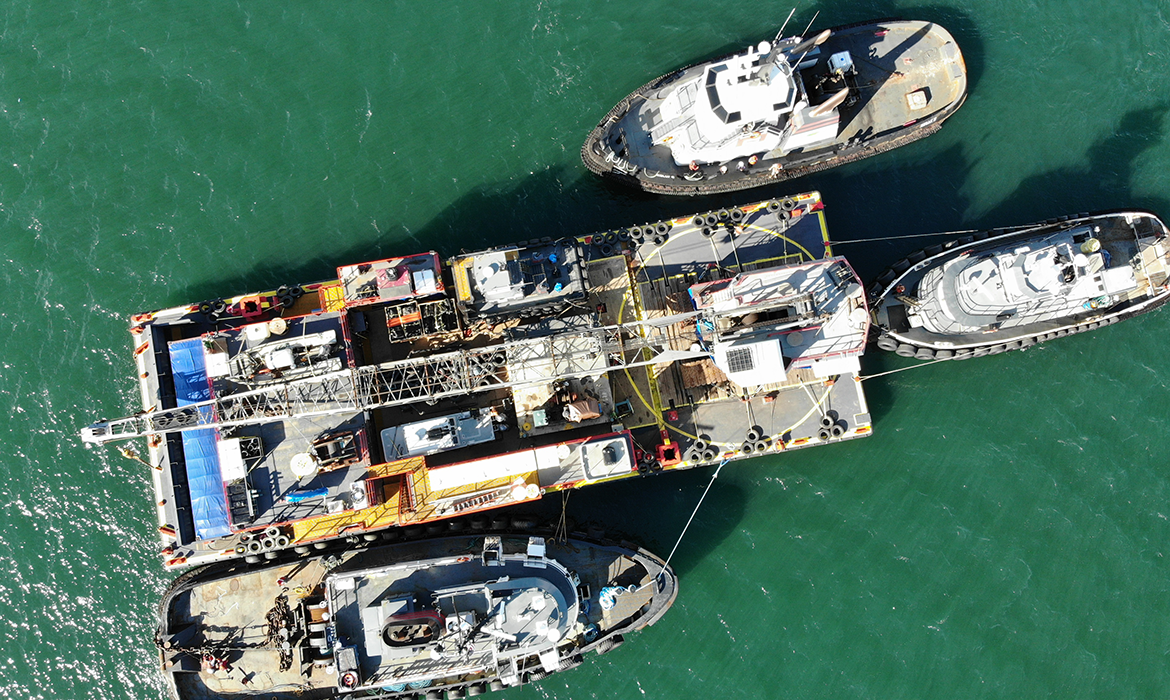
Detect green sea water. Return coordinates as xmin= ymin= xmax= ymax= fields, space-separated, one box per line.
xmin=3 ymin=1 xmax=1170 ymax=698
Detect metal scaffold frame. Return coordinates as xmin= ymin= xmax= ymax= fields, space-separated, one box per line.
xmin=81 ymin=311 xmax=711 ymax=445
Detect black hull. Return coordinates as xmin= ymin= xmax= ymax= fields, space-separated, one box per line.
xmin=156 ymin=532 xmax=678 ymax=700
xmin=868 ymin=211 xmax=1170 ymax=361
xmin=581 ymin=19 xmax=966 ymax=196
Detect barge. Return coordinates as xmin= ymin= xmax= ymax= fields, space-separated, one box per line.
xmin=81 ymin=192 xmax=873 ymax=570
xmin=581 ymin=18 xmax=966 ymax=195
xmin=869 ymin=210 xmax=1170 ymax=360
xmin=156 ymin=533 xmax=677 ymax=699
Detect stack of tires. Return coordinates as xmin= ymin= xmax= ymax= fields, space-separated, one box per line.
xmin=683 ymin=435 xmax=720 ymax=464
xmin=236 ymin=526 xmax=291 ymax=564
xmin=815 ymin=412 xmax=848 ymax=441
xmin=274 ymin=284 xmax=304 ymax=309
xmin=738 ymin=426 xmax=771 ymax=455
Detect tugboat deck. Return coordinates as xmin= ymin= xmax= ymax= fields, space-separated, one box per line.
xmin=872 ymin=211 xmax=1170 ymax=352
xmin=582 ymin=19 xmax=966 ymax=195
xmin=160 ymin=536 xmax=672 ymax=700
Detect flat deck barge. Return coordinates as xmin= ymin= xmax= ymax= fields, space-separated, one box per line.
xmin=81 ymin=193 xmax=872 ymax=570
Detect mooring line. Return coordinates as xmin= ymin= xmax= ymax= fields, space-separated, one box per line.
xmin=825 ymin=228 xmax=979 ymax=245
xmin=859 ymin=354 xmax=956 ymax=380
xmin=643 ymin=457 xmax=730 ymax=590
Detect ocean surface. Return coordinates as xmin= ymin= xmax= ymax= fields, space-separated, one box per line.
xmin=2 ymin=1 xmax=1169 ymax=698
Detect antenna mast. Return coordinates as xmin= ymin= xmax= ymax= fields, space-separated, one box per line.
xmin=773 ymin=8 xmax=796 ymax=44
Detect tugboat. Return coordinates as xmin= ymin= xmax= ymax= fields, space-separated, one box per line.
xmin=869 ymin=211 xmax=1170 ymax=361
xmin=581 ymin=18 xmax=967 ymax=195
xmin=156 ymin=533 xmax=677 ymax=699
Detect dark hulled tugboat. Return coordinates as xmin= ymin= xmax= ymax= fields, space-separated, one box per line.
xmin=582 ymin=18 xmax=966 ymax=195
xmin=156 ymin=533 xmax=677 ymax=699
xmin=869 ymin=211 xmax=1170 ymax=361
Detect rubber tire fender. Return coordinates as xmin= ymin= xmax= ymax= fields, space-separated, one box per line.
xmin=875 ymin=335 xmax=899 ymax=352
xmin=595 ymin=634 xmax=625 ymax=655
xmin=895 ymin=343 xmax=916 ymax=358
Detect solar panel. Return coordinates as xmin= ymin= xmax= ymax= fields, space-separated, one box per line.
xmin=725 ymin=347 xmax=755 ymax=374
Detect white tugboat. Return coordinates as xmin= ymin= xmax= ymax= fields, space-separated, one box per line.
xmin=156 ymin=533 xmax=677 ymax=699
xmin=582 ymin=17 xmax=967 ymax=195
xmin=869 ymin=211 xmax=1170 ymax=360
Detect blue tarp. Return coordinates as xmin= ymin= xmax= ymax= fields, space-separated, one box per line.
xmin=286 ymin=488 xmax=329 ymax=503
xmin=169 ymin=338 xmax=231 ymax=540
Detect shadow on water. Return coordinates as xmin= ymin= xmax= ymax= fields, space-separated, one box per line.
xmin=846 ymin=103 xmax=1170 ymax=421
xmin=170 ymin=98 xmax=1170 ymax=435
xmin=168 ymin=66 xmax=1165 ymax=552
xmin=500 ymin=468 xmax=746 ymax=579
xmin=179 ymin=99 xmax=1166 ymax=305
xmin=172 ymin=4 xmax=987 ymax=305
